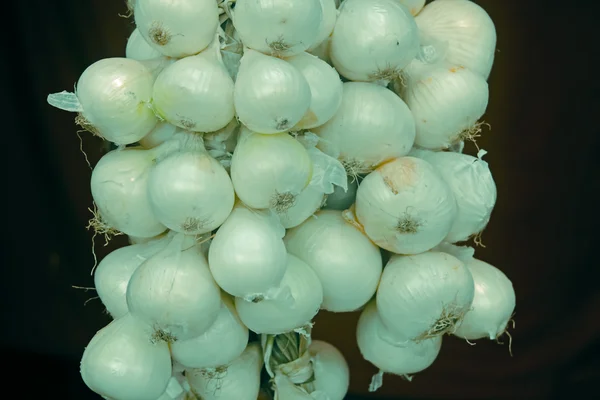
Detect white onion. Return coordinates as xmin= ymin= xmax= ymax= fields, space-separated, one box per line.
xmin=75 ymin=58 xmax=158 ymax=144
xmin=309 ymin=340 xmax=350 ymax=400
xmin=170 ymin=293 xmax=249 ymax=369
xmin=314 ymin=82 xmax=415 ymax=175
xmin=80 ymin=314 xmax=172 ymax=400
xmin=126 ymin=240 xmax=221 ymax=341
xmin=230 ymin=129 xmax=312 ymax=211
xmin=399 ymin=60 xmax=489 ymax=150
xmin=147 ymin=149 xmax=235 ymax=235
xmin=94 ymin=236 xmax=168 ymax=319
xmin=414 ymin=149 xmax=497 ymax=243
xmin=355 ymin=156 xmax=457 ymax=254
xmin=232 ymin=0 xmax=323 ymax=57
xmin=454 ymin=258 xmax=516 ymax=340
xmin=186 ymin=343 xmax=263 ymax=400
xmin=208 ymin=203 xmax=288 ymax=300
xmin=134 ymin=0 xmax=219 ymax=58
xmin=357 ymin=301 xmax=442 ymax=392
xmin=285 ymin=51 xmax=343 ymax=130
xmin=126 ymin=28 xmax=163 ymax=61
xmin=152 ymin=40 xmax=235 ymax=132
xmin=284 ymin=210 xmax=383 ymax=312
xmin=330 ymin=0 xmax=419 ymax=82
xmin=90 ymin=148 xmax=167 ymax=238
xmin=235 ymin=254 xmax=323 ymax=334
xmin=376 ymin=251 xmax=475 ymax=343
xmin=234 ymin=50 xmax=312 ymax=133
xmin=416 ymin=0 xmax=497 ymax=79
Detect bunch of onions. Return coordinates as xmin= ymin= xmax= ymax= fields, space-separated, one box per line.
xmin=46 ymin=0 xmax=516 ymax=397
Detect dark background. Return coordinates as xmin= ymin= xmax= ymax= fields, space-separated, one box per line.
xmin=2 ymin=0 xmax=598 ymax=399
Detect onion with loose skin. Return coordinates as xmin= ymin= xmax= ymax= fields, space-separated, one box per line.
xmin=412 ymin=149 xmax=497 ymax=243
xmin=186 ymin=343 xmax=263 ymax=400
xmin=309 ymin=340 xmax=350 ymax=400
xmin=323 ymin=176 xmax=358 ymax=211
xmin=285 ymin=51 xmax=343 ymax=130
xmin=208 ymin=203 xmax=288 ymax=301
xmin=416 ymin=0 xmax=497 ymax=79
xmin=357 ymin=301 xmax=442 ymax=392
xmin=134 ymin=0 xmax=219 ymax=58
xmin=232 ymin=0 xmax=323 ymax=57
xmin=152 ymin=38 xmax=235 ymax=133
xmin=284 ymin=210 xmax=383 ymax=312
xmin=170 ymin=293 xmax=249 ymax=369
xmin=94 ymin=235 xmax=169 ymax=319
xmin=80 ymin=314 xmax=172 ymax=400
xmin=147 ymin=149 xmax=235 ymax=235
xmin=314 ymin=82 xmax=415 ymax=176
xmin=453 ymin=258 xmax=516 ymax=341
xmin=235 ymin=254 xmax=323 ymax=334
xmin=74 ymin=58 xmax=158 ymax=145
xmin=126 ymin=239 xmax=222 ymax=341
xmin=399 ymin=60 xmax=489 ymax=150
xmin=230 ymin=129 xmax=313 ymax=212
xmin=376 ymin=251 xmax=475 ymax=343
xmin=90 ymin=147 xmax=167 ymax=238
xmin=355 ymin=156 xmax=457 ymax=255
xmin=330 ymin=0 xmax=419 ymax=82
xmin=234 ymin=50 xmax=312 ymax=133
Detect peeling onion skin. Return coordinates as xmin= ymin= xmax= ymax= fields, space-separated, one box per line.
xmin=235 ymin=254 xmax=324 ymax=334
xmin=413 ymin=150 xmax=497 ymax=243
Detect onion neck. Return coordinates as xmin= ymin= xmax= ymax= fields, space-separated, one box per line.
xmin=262 ymin=330 xmax=317 ymax=397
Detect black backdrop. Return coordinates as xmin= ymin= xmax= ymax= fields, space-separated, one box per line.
xmin=1 ymin=1 xmax=599 ymax=399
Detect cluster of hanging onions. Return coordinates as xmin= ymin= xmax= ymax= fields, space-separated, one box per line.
xmin=47 ymin=0 xmax=515 ymax=399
